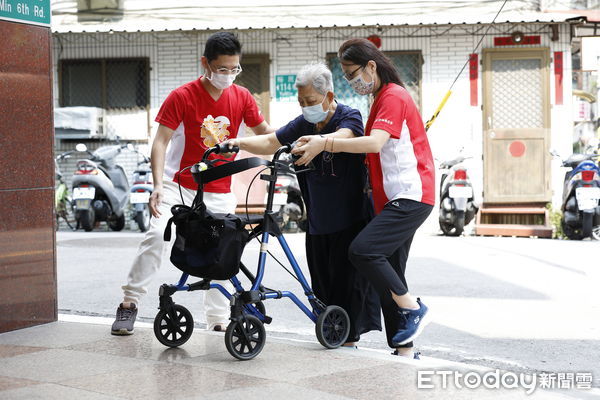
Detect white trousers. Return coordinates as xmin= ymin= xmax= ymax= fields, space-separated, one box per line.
xmin=122 ymin=178 xmax=236 ymax=328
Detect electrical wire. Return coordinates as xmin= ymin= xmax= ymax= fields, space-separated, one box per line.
xmin=450 ymin=0 xmax=509 ymax=91
xmin=424 ymin=0 xmax=509 ymax=131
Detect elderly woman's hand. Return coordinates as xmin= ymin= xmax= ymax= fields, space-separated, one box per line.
xmin=220 ymin=138 xmax=240 ymax=158
xmin=291 ymin=135 xmax=326 ymax=166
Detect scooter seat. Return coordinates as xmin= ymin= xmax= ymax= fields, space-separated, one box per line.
xmin=564 ymin=153 xmax=590 ymax=168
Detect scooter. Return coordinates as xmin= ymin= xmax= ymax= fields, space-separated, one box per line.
xmin=269 ymin=154 xmax=307 ymax=232
xmin=438 ymin=155 xmax=478 ymax=236
xmin=71 ymin=142 xmax=132 ymax=232
xmin=129 ymin=152 xmax=153 ymax=232
xmin=558 ymin=152 xmax=600 ymax=240
xmin=55 ymin=150 xmax=77 ymax=231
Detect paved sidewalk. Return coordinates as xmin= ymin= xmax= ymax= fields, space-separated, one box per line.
xmin=0 ymin=318 xmax=595 ymax=400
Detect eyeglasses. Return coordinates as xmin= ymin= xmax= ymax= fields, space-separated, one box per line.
xmin=343 ymin=65 xmax=363 ymax=81
xmin=211 ymin=65 xmax=243 ymax=75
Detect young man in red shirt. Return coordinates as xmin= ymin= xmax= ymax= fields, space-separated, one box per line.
xmin=111 ymin=32 xmax=273 ymax=335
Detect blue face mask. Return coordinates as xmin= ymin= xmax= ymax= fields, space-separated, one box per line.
xmin=302 ymin=95 xmax=328 ymax=124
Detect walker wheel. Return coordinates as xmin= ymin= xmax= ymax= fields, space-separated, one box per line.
xmin=315 ymin=305 xmax=350 ymax=349
xmin=153 ymin=304 xmax=194 ymax=347
xmin=225 ymin=315 xmax=266 ymax=360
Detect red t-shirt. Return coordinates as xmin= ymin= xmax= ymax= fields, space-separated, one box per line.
xmin=155 ymin=78 xmax=264 ymax=192
xmin=365 ymin=83 xmax=435 ymax=214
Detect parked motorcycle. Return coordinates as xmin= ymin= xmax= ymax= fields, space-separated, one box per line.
xmin=129 ymin=151 xmax=153 ymax=232
xmin=55 ymin=151 xmax=77 ymax=231
xmin=438 ymin=155 xmax=478 ymax=236
xmin=71 ymin=142 xmax=132 ymax=232
xmin=270 ymin=154 xmax=308 ymax=232
xmin=557 ymin=152 xmax=600 ymax=240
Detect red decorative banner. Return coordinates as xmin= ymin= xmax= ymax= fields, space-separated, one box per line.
xmin=367 ymin=34 xmax=382 ymax=48
xmin=494 ymin=36 xmax=541 ymax=46
xmin=554 ymin=51 xmax=563 ymax=105
xmin=469 ymin=54 xmax=478 ymax=106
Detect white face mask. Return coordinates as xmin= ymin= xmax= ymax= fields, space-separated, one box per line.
xmin=347 ymin=69 xmax=374 ymax=96
xmin=302 ymin=96 xmax=329 ymax=124
xmin=206 ymin=69 xmax=237 ymax=90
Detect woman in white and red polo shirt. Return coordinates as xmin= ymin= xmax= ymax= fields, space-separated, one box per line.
xmin=293 ymin=38 xmax=435 ymax=358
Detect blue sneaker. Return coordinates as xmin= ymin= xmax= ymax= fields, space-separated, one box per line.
xmin=391 ymin=298 xmax=430 ymax=346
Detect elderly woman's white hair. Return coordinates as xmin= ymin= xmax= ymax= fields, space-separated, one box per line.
xmin=295 ymin=62 xmax=334 ymax=95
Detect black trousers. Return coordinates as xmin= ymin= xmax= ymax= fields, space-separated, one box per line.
xmin=306 ymin=220 xmax=382 ymax=342
xmin=348 ymin=199 xmax=432 ymax=348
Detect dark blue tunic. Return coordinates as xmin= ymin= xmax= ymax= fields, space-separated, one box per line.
xmin=276 ymin=103 xmax=373 ymax=235
xmin=276 ymin=102 xmax=381 ymax=340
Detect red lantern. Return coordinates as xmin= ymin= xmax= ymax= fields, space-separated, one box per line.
xmin=367 ymin=35 xmax=382 ymax=48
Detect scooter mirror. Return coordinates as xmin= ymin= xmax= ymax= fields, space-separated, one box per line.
xmin=75 ymin=143 xmax=87 ymax=152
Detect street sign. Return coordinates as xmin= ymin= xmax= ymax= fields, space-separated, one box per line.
xmin=0 ymin=0 xmax=51 ymax=27
xmin=275 ymin=74 xmax=297 ymax=101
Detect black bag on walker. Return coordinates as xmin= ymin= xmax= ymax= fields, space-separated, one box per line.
xmin=164 ymin=204 xmax=248 ymax=280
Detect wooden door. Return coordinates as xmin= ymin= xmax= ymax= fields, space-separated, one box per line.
xmin=482 ymin=48 xmax=551 ymax=203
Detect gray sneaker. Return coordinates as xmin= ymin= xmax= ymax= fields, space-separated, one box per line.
xmin=111 ymin=303 xmax=137 ymax=335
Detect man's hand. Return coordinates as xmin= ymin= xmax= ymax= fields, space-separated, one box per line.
xmin=291 ymin=135 xmax=326 ymax=166
xmin=149 ymin=187 xmax=164 ymax=218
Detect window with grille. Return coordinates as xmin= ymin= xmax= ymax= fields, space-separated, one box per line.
xmin=236 ymin=54 xmax=271 ymax=124
xmin=327 ymin=51 xmax=422 ymax=122
xmin=60 ymin=58 xmax=149 ymax=109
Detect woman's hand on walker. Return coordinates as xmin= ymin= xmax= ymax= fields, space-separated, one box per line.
xmin=291 ymin=135 xmax=325 ymax=166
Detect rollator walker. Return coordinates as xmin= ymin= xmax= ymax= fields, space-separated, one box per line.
xmin=153 ymin=143 xmax=351 ymax=360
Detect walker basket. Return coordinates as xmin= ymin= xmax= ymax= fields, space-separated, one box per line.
xmin=164 ymin=204 xmax=249 ymax=280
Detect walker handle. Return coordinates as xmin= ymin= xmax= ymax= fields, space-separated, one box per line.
xmin=216 ymin=143 xmax=240 ymax=154
xmin=201 ymin=144 xmax=239 ymax=161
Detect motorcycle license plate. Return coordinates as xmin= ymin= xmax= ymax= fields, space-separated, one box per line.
xmin=449 ymin=186 xmax=472 ymax=198
xmin=272 ymin=193 xmax=287 ymax=206
xmin=75 ymin=199 xmax=91 ymax=209
xmin=265 ymin=193 xmax=287 ymax=206
xmin=73 ymin=187 xmax=95 ymax=199
xmin=130 ymin=192 xmax=150 ymax=204
xmin=575 ymin=187 xmax=600 ymax=210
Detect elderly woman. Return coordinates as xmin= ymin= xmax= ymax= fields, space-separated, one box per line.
xmin=292 ymin=40 xmax=435 ymax=358
xmin=225 ymin=62 xmax=381 ymax=346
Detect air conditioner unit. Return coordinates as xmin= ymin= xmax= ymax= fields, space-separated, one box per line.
xmin=54 ymin=107 xmax=106 ymax=139
xmin=76 ymin=0 xmax=124 ymax=22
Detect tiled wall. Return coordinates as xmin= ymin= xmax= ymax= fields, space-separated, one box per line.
xmin=0 ymin=21 xmax=57 ymax=333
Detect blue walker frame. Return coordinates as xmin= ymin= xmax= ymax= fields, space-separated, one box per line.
xmin=154 ymin=144 xmax=349 ymax=359
xmin=169 ymin=229 xmax=318 ymax=324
